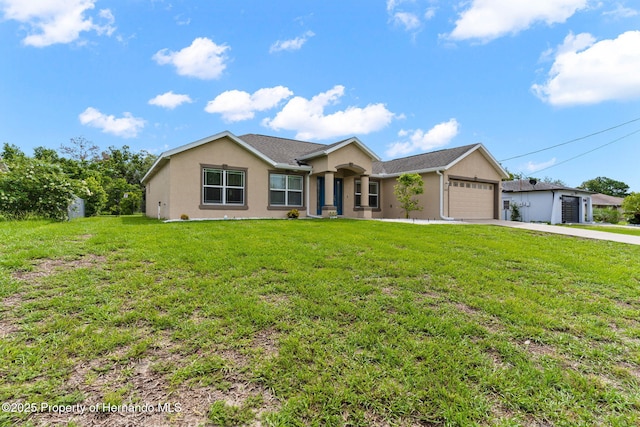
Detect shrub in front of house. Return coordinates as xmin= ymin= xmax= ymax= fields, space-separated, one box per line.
xmin=593 ymin=207 xmax=620 ymax=224
xmin=622 ymin=193 xmax=640 ymax=224
xmin=286 ymin=209 xmax=299 ymax=219
xmin=510 ymin=203 xmax=521 ymax=222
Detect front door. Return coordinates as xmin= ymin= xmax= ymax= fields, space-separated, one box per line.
xmin=562 ymin=196 xmax=580 ymax=223
xmin=316 ymin=177 xmax=325 ymax=215
xmin=334 ymin=178 xmax=343 ymax=215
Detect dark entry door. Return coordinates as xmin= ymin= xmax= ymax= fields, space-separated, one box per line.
xmin=317 ymin=177 xmax=324 ymax=215
xmin=562 ymin=196 xmax=580 ymax=223
xmin=334 ymin=178 xmax=343 ymax=215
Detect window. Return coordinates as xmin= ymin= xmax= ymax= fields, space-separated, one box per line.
xmin=270 ymin=173 xmax=303 ymax=206
xmin=203 ymin=168 xmax=245 ymax=205
xmin=355 ymin=180 xmax=379 ymax=208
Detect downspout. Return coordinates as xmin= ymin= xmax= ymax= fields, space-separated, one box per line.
xmin=306 ymin=171 xmax=322 ymax=218
xmin=436 ymin=170 xmax=455 ymax=221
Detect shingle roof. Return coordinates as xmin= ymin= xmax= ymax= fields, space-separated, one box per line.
xmin=591 ymin=193 xmax=624 ymax=206
xmin=372 ymin=144 xmax=480 ymax=175
xmin=238 ymin=134 xmax=326 ymax=166
xmin=502 ymin=180 xmax=594 ymax=193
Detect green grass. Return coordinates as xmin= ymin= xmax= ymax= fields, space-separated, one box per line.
xmin=565 ymin=224 xmax=640 ymax=237
xmin=1 ymin=216 xmax=639 ymax=426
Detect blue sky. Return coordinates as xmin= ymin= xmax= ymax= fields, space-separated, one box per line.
xmin=1 ymin=0 xmax=639 ymax=190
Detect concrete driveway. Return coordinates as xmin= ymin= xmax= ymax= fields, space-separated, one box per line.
xmin=468 ymin=220 xmax=640 ymax=246
xmin=373 ymin=218 xmax=640 ymax=246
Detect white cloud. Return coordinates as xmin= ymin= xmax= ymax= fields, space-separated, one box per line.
xmin=79 ymin=107 xmax=145 ymax=138
xmin=603 ymin=3 xmax=639 ymax=18
xmin=153 ymin=37 xmax=229 ymax=79
xmin=392 ymin=12 xmax=421 ymax=31
xmin=205 ymin=86 xmax=293 ymax=122
xmin=0 ymin=0 xmax=116 ymax=47
xmin=386 ymin=0 xmax=436 ymax=33
xmin=148 ymin=91 xmax=193 ymax=110
xmin=524 ymin=158 xmax=557 ymax=172
xmin=449 ymin=0 xmax=588 ymax=42
xmin=532 ymin=31 xmax=640 ymax=106
xmin=385 ymin=119 xmax=460 ymax=157
xmin=270 ymin=31 xmax=315 ymax=53
xmin=263 ymin=85 xmax=395 ymax=140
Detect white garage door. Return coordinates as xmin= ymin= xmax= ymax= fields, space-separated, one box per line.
xmin=449 ymin=180 xmax=495 ymax=219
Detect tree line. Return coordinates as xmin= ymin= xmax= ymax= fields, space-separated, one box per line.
xmin=0 ymin=137 xmax=157 ymax=220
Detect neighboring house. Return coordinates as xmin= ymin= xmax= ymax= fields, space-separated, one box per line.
xmin=502 ymin=180 xmax=594 ymax=224
xmin=591 ymin=193 xmax=624 ymax=212
xmin=141 ymin=131 xmax=509 ymax=221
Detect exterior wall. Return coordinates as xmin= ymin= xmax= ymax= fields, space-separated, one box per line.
xmin=446 ymin=150 xmax=502 ymax=181
xmin=379 ymin=173 xmax=441 ymax=219
xmin=326 ymin=144 xmax=373 ymax=174
xmin=146 ymin=162 xmax=171 ymax=219
xmin=160 ymin=136 xmax=308 ymax=220
xmin=503 ymin=191 xmax=593 ymax=224
xmin=502 ymin=192 xmax=554 ymax=222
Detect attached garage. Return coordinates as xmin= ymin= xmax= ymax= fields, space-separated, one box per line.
xmin=448 ymin=179 xmax=496 ymax=219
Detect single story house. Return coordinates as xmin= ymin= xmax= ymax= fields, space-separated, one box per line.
xmin=502 ymin=179 xmax=594 ymax=224
xmin=141 ymin=131 xmax=509 ymax=220
xmin=591 ymin=193 xmax=624 ymax=212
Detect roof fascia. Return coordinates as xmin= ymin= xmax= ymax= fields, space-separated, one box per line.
xmin=273 ymin=163 xmax=313 ymax=171
xmin=141 ymin=131 xmax=279 ymax=183
xmin=298 ymin=137 xmax=381 ymax=162
xmin=372 ymin=166 xmax=441 ymax=179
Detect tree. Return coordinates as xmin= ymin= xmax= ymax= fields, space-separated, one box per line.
xmin=103 ymin=177 xmax=142 ymax=215
xmin=0 ymin=157 xmax=82 ymax=220
xmin=394 ymin=173 xmax=424 ymax=219
xmin=622 ymin=193 xmax=640 ymax=224
xmin=1 ymin=143 xmax=26 ymax=162
xmin=97 ymin=146 xmax=156 ymax=214
xmin=579 ymin=176 xmax=630 ymax=197
xmin=33 ymin=146 xmax=60 ymax=163
xmin=60 ymin=136 xmax=100 ymax=163
xmin=83 ymin=176 xmax=107 ymax=216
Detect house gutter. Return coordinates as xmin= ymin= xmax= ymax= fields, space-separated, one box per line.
xmin=436 ymin=170 xmax=455 ymax=221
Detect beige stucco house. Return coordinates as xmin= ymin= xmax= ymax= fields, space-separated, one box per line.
xmin=141 ymin=131 xmax=509 ymax=220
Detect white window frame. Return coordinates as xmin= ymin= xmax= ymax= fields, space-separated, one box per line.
xmin=202 ymin=168 xmax=245 ymax=205
xmin=355 ymin=180 xmax=379 ymax=209
xmin=269 ymin=173 xmax=303 ymax=207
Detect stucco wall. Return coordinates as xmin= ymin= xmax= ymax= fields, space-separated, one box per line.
xmin=325 ymin=144 xmax=373 ymax=174
xmin=446 ymin=150 xmax=502 ymax=181
xmin=378 ymin=173 xmax=441 ymax=219
xmin=502 ymin=192 xmax=554 ymax=222
xmin=146 ymin=162 xmax=171 ymax=219
xmin=157 ymin=136 xmax=309 ymax=220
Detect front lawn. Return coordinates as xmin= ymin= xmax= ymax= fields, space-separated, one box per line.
xmin=1 ymin=217 xmax=639 ymax=426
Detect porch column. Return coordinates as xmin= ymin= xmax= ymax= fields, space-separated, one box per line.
xmin=550 ymin=192 xmax=562 ymax=225
xmin=360 ymin=175 xmax=370 ymax=207
xmin=585 ymin=196 xmax=593 ymax=223
xmin=322 ymin=172 xmax=335 ymax=217
xmin=359 ymin=175 xmax=372 ymax=219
